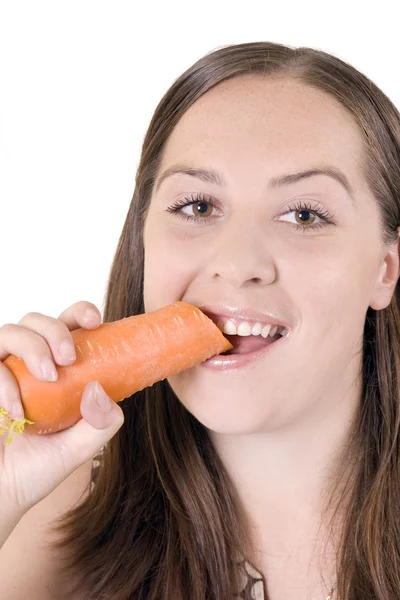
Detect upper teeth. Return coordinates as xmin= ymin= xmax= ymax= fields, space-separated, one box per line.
xmin=217 ymin=319 xmax=288 ymax=338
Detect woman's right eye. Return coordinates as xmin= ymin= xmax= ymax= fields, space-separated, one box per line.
xmin=165 ymin=194 xmax=219 ymax=223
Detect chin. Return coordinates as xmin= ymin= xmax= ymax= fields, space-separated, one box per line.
xmin=193 ymin=409 xmax=265 ymax=436
xmin=166 ymin=377 xmax=267 ymax=434
xmin=205 ymin=421 xmax=264 ymax=436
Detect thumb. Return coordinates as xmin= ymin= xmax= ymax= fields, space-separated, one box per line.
xmin=54 ymin=381 xmax=124 ymax=473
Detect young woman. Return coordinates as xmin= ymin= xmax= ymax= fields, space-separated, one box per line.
xmin=0 ymin=41 xmax=400 ymax=600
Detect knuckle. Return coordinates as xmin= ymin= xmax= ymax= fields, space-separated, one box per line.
xmin=31 ymin=336 xmax=53 ymax=358
xmin=27 ymin=312 xmax=70 ymax=340
xmin=26 ymin=311 xmax=42 ymax=319
xmin=19 ymin=311 xmax=43 ymax=324
xmin=0 ymin=323 xmax=17 ymax=335
xmin=50 ymin=317 xmax=71 ymax=337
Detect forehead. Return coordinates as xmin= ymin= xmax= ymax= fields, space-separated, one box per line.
xmin=159 ymin=76 xmax=364 ymax=181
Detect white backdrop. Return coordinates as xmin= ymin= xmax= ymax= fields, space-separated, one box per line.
xmin=1 ymin=0 xmax=399 ymax=324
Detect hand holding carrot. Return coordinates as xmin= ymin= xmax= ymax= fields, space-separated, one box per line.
xmin=0 ymin=298 xmax=232 ymax=526
xmin=0 ymin=301 xmax=124 ymax=518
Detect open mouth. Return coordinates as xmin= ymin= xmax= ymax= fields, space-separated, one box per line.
xmin=220 ymin=332 xmax=283 ymax=355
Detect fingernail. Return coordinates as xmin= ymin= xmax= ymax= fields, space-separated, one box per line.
xmin=41 ymin=356 xmax=58 ymax=381
xmin=85 ymin=308 xmax=99 ymax=324
xmin=59 ymin=338 xmax=76 ymax=361
xmin=93 ymin=382 xmax=111 ymax=411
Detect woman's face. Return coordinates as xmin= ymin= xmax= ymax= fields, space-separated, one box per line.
xmin=143 ymin=75 xmax=396 ymax=434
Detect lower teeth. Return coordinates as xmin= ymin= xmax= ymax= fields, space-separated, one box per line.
xmin=221 ymin=334 xmax=281 ymax=355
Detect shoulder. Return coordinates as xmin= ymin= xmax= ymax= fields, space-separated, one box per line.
xmin=0 ymin=459 xmax=93 ymax=600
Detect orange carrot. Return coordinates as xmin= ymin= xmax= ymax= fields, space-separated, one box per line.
xmin=1 ymin=301 xmax=232 ymax=440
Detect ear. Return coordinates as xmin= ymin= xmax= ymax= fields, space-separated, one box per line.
xmin=369 ymin=227 xmax=400 ymax=310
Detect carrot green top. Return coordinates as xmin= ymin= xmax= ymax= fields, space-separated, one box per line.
xmin=90 ymin=447 xmax=266 ymax=599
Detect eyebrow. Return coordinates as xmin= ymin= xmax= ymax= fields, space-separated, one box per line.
xmin=155 ymin=163 xmax=356 ymax=205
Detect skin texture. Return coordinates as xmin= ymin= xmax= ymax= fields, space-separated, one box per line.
xmin=143 ymin=75 xmax=400 ymax=597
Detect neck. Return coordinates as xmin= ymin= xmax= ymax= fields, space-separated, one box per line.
xmin=209 ymin=380 xmax=362 ymax=591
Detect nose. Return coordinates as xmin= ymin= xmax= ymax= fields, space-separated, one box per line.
xmin=204 ymin=221 xmax=277 ymax=288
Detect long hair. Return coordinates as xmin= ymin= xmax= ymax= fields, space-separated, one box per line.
xmin=51 ymin=41 xmax=400 ymax=599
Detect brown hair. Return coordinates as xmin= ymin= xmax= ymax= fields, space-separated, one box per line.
xmin=52 ymin=41 xmax=400 ymax=599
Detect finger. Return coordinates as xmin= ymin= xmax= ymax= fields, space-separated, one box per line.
xmin=52 ymin=381 xmax=124 ymax=473
xmin=57 ymin=301 xmax=102 ymax=331
xmin=0 ymin=301 xmax=102 ymax=368
xmin=0 ymin=324 xmax=58 ymax=382
xmin=17 ymin=312 xmax=77 ymax=367
xmin=0 ymin=361 xmax=24 ymax=419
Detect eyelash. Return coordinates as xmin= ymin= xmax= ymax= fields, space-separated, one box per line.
xmin=165 ymin=192 xmax=335 ymax=232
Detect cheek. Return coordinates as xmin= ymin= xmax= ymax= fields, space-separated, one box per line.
xmin=143 ymin=221 xmax=199 ymax=312
xmin=285 ymin=239 xmax=377 ymax=352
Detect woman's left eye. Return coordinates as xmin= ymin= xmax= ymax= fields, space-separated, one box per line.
xmin=165 ymin=193 xmax=335 ymax=231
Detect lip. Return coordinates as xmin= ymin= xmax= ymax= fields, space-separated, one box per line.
xmin=198 ymin=303 xmax=291 ymax=329
xmin=200 ymin=332 xmax=288 ymax=371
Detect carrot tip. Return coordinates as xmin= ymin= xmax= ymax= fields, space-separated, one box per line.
xmin=0 ymin=407 xmax=35 ymax=445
